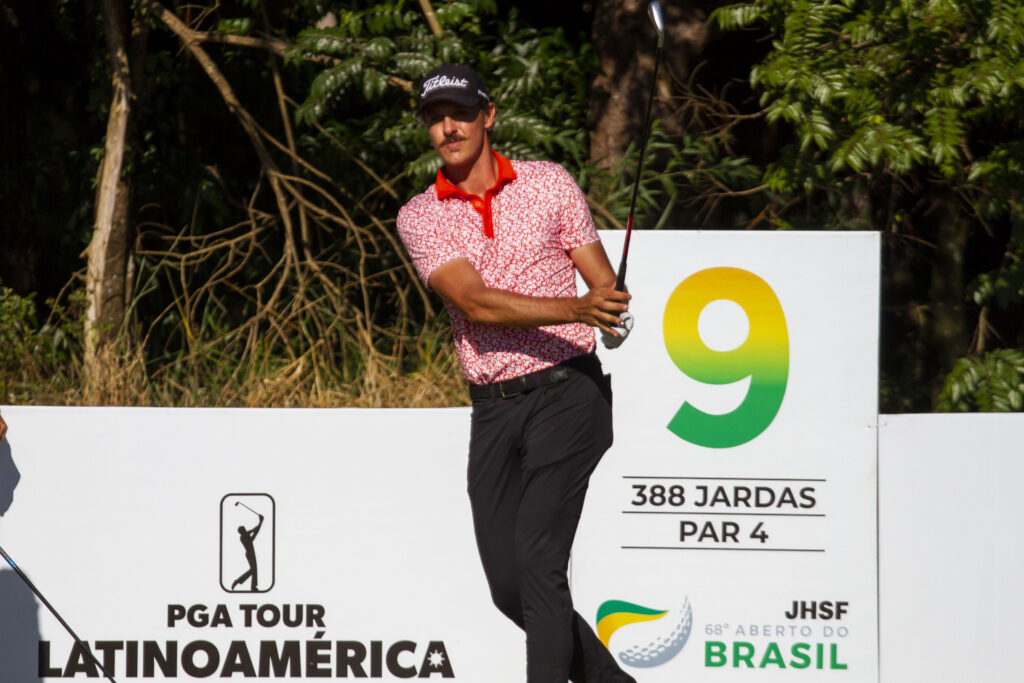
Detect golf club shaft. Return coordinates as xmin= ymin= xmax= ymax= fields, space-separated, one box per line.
xmin=237 ymin=501 xmax=260 ymax=517
xmin=0 ymin=544 xmax=117 ymax=682
xmin=615 ymin=1 xmax=664 ymax=292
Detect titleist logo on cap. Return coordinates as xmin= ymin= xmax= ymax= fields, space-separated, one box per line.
xmin=416 ymin=64 xmax=490 ymax=112
xmin=421 ymin=75 xmax=470 ymax=95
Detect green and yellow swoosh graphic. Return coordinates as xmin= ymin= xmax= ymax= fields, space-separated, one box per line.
xmin=596 ymin=600 xmax=667 ymax=648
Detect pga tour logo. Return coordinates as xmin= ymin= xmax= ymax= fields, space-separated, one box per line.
xmin=220 ymin=493 xmax=275 ymax=593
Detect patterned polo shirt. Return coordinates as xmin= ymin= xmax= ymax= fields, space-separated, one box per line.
xmin=396 ymin=151 xmax=599 ymax=384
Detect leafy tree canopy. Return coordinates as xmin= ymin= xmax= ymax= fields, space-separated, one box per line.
xmin=713 ymin=0 xmax=1024 ymax=202
xmin=290 ymin=0 xmax=597 ymax=192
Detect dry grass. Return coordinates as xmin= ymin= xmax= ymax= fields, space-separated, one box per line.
xmin=1 ymin=337 xmax=467 ymax=409
xmin=1 ymin=285 xmax=468 ymax=409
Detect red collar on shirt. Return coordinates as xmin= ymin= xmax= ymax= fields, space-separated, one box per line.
xmin=434 ymin=151 xmax=517 ymax=238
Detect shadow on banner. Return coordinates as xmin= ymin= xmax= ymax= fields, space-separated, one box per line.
xmin=0 ymin=436 xmax=43 ymax=683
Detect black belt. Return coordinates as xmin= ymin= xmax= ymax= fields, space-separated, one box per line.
xmin=468 ymin=353 xmax=600 ymax=399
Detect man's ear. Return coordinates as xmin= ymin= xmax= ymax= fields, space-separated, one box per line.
xmin=482 ymin=102 xmax=496 ymax=130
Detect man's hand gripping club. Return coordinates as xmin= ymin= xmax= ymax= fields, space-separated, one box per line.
xmin=573 ymin=241 xmax=634 ymax=349
xmin=574 ymin=285 xmax=633 ymax=348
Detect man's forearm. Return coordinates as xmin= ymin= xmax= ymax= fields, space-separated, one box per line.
xmin=450 ymin=283 xmax=629 ymax=334
xmin=429 ymin=257 xmax=629 ymax=334
xmin=458 ymin=287 xmax=581 ymax=327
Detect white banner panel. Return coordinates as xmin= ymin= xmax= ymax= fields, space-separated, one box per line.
xmin=0 ymin=406 xmax=527 ymax=681
xmin=878 ymin=414 xmax=1024 ymax=683
xmin=577 ymin=231 xmax=881 ymax=681
xmin=0 ymin=231 xmax=882 ymax=681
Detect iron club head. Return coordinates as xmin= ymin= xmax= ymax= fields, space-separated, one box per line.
xmin=649 ymin=1 xmax=664 ymax=47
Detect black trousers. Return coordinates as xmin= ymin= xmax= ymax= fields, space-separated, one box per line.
xmin=468 ymin=356 xmax=636 ymax=683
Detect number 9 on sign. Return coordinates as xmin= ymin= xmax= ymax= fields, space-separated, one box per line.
xmin=662 ymin=267 xmax=789 ymax=448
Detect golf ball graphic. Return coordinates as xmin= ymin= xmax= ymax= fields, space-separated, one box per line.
xmin=596 ymin=598 xmax=693 ymax=668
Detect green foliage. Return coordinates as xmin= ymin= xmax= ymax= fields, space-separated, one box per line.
xmin=582 ymin=127 xmax=763 ymax=230
xmin=0 ymin=287 xmax=83 ymax=402
xmin=968 ymin=223 xmax=1024 ymax=310
xmin=217 ymin=18 xmax=253 ymax=34
xmin=291 ymin=2 xmax=470 ymax=125
xmin=712 ymin=0 xmax=1024 ymax=213
xmin=937 ymin=348 xmax=1024 ymax=411
xmin=294 ymin=2 xmax=598 ymax=189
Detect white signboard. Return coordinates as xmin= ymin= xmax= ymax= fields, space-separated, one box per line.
xmin=0 ymin=231 xmax=881 ymax=681
xmin=576 ymin=231 xmax=880 ymax=681
xmin=0 ymin=406 xmax=526 ymax=681
xmin=878 ymin=414 xmax=1024 ymax=683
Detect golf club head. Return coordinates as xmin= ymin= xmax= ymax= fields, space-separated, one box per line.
xmin=648 ymin=1 xmax=664 ymax=48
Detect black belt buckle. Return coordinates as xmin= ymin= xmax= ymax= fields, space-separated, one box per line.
xmin=498 ymin=375 xmax=528 ymax=398
xmin=479 ymin=358 xmax=577 ymax=399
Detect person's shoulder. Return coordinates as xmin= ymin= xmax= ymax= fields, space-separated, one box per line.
xmin=397 ymin=186 xmax=439 ymax=224
xmin=510 ymin=158 xmax=567 ymax=176
xmin=510 ymin=159 xmax=577 ymax=186
xmin=400 ymin=185 xmax=438 ymax=211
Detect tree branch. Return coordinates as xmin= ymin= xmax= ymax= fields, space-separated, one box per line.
xmin=417 ymin=0 xmax=443 ymax=38
xmin=168 ymin=27 xmax=412 ymax=92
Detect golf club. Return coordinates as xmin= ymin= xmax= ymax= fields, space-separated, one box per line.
xmin=0 ymin=544 xmax=117 ymax=682
xmin=615 ymin=0 xmax=665 ymax=292
xmin=235 ymin=500 xmax=262 ymax=518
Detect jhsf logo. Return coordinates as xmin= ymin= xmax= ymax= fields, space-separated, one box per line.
xmin=596 ymin=598 xmax=692 ymax=668
xmin=220 ymin=494 xmax=275 ymax=593
xmin=663 ymin=267 xmax=789 ymax=448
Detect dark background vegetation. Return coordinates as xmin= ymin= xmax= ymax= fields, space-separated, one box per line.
xmin=1 ymin=0 xmax=1022 ymax=412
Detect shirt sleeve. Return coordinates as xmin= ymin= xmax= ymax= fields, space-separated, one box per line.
xmin=552 ymin=164 xmax=600 ymax=252
xmin=396 ymin=196 xmax=466 ymax=289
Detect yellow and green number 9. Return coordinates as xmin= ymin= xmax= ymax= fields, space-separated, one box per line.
xmin=662 ymin=267 xmax=789 ymax=448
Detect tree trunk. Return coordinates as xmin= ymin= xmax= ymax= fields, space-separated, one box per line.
xmin=85 ymin=0 xmax=133 ymax=399
xmin=926 ymin=191 xmax=971 ymax=401
xmin=589 ymin=0 xmax=723 ymax=169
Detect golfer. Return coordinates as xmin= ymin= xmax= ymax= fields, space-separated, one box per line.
xmin=396 ymin=64 xmax=635 ymax=683
xmin=231 ymin=513 xmax=263 ymax=591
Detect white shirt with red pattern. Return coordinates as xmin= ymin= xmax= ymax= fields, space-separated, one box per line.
xmin=396 ymin=153 xmax=599 ymax=384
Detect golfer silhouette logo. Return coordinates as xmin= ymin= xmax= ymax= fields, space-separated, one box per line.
xmin=220 ymin=494 xmax=276 ymax=593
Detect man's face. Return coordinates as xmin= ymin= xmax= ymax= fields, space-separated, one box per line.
xmin=422 ymin=101 xmax=495 ymax=171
